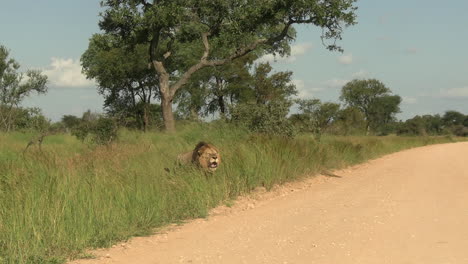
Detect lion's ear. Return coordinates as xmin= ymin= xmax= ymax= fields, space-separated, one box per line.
xmin=197 ymin=150 xmax=202 ymax=156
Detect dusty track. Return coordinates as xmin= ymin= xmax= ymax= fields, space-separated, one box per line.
xmin=70 ymin=142 xmax=468 ymax=264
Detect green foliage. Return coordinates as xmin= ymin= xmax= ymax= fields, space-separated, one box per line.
xmin=95 ymin=0 xmax=358 ymax=131
xmin=71 ymin=122 xmax=91 ymax=142
xmin=332 ymin=106 xmax=367 ymax=135
xmin=0 ymin=106 xmax=50 ymax=132
xmin=340 ymin=79 xmax=401 ymax=134
xmin=0 ymin=45 xmax=48 ymax=131
xmin=0 ymin=125 xmax=461 ymax=263
xmin=442 ymin=110 xmax=465 ymax=126
xmin=204 ymin=54 xmax=258 ymax=117
xmin=81 ymin=36 xmax=159 ymax=131
xmin=397 ymin=115 xmax=443 ymax=136
xmin=251 ymin=63 xmax=297 ymax=104
xmin=231 ymin=101 xmax=296 ymax=137
xmin=368 ymin=95 xmax=402 ymax=135
xmin=61 ymin=115 xmax=81 ymax=130
xmin=71 ymin=111 xmax=118 ymax=145
xmin=451 ymin=125 xmax=468 ymax=137
xmin=397 ymin=111 xmax=468 ymax=137
xmin=92 ymin=117 xmax=119 ymax=145
xmin=295 ymin=99 xmax=340 ymax=137
xmin=464 ymin=115 xmax=468 ymax=127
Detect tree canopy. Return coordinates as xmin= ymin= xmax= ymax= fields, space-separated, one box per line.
xmin=81 ymin=35 xmax=160 ymax=131
xmin=94 ymin=0 xmax=358 ymax=131
xmin=0 ymin=45 xmax=48 ymax=131
xmin=340 ymin=79 xmax=401 ymax=134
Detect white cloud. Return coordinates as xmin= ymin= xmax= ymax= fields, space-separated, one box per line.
xmin=351 ymin=70 xmax=369 ymax=79
xmin=43 ymin=57 xmax=95 ymax=88
xmin=438 ymin=87 xmax=468 ymax=98
xmin=257 ymin=43 xmax=313 ymax=64
xmin=291 ymin=43 xmax=313 ymax=56
xmin=402 ymin=96 xmax=418 ymax=104
xmin=325 ymin=78 xmax=349 ymax=89
xmin=338 ymin=54 xmax=353 ymax=65
xmin=291 ymin=79 xmax=323 ymax=99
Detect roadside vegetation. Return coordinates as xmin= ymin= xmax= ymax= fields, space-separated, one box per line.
xmin=1 ymin=124 xmax=463 ymax=264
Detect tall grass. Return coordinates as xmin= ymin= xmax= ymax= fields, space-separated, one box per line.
xmin=0 ymin=124 xmax=461 ymax=263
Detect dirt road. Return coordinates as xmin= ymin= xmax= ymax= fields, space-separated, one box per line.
xmin=70 ymin=142 xmax=468 ymax=264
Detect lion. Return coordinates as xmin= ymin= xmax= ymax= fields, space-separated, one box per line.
xmin=177 ymin=141 xmax=221 ymax=172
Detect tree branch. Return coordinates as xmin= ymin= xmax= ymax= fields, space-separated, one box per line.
xmin=169 ymin=32 xmax=211 ymax=97
xmin=169 ymin=20 xmax=295 ymax=98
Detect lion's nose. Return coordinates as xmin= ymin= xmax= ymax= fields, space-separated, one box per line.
xmin=213 ymin=156 xmax=217 ymax=160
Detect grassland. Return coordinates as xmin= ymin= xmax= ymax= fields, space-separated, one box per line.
xmin=0 ymin=123 xmax=462 ymax=263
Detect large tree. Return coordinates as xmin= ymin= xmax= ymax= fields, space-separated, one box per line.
xmin=97 ymin=0 xmax=358 ymax=132
xmin=0 ymin=45 xmax=48 ymax=131
xmin=340 ymin=79 xmax=401 ymax=135
xmin=81 ymin=35 xmax=159 ymax=131
xmin=200 ymin=53 xmax=257 ymax=118
xmin=442 ymin=110 xmax=465 ymax=127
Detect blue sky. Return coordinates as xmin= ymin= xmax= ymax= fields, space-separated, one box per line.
xmin=1 ymin=0 xmax=467 ymax=121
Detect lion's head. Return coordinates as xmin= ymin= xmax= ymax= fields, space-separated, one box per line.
xmin=192 ymin=142 xmax=221 ymax=172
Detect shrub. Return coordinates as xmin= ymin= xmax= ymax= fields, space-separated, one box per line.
xmin=230 ymin=101 xmax=296 ymax=138
xmin=451 ymin=125 xmax=468 ymax=137
xmin=71 ymin=116 xmax=118 ymax=144
xmin=92 ymin=117 xmax=118 ymax=144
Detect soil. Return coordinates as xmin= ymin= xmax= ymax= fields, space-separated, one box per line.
xmin=69 ymin=142 xmax=468 ymax=264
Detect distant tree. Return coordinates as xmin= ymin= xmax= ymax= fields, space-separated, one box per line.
xmin=333 ymin=106 xmax=366 ymax=135
xmin=9 ymin=107 xmax=50 ymax=132
xmin=176 ymin=53 xmax=257 ymax=120
xmin=81 ymin=110 xmax=100 ymax=123
xmin=397 ymin=114 xmax=444 ymax=136
xmin=229 ymin=64 xmax=297 ymax=137
xmin=340 ymin=79 xmax=400 ymax=135
xmin=0 ymin=45 xmax=48 ymax=131
xmin=396 ymin=115 xmax=426 ymax=136
xmin=205 ymin=54 xmax=257 ymax=118
xmin=97 ymin=0 xmax=358 ymax=132
xmin=423 ymin=114 xmax=444 ymax=135
xmin=71 ymin=110 xmax=119 ymax=144
xmin=295 ymin=99 xmax=340 ymax=137
xmin=174 ymin=70 xmax=210 ymax=121
xmin=81 ymin=35 xmax=159 ymax=131
xmin=442 ymin=111 xmax=465 ymax=127
xmin=451 ymin=125 xmax=468 ymax=137
xmin=61 ymin=115 xmax=81 ymax=130
xmin=251 ymin=63 xmax=297 ymax=105
xmin=231 ymin=100 xmax=296 ymax=137
xmin=367 ymin=95 xmax=401 ymax=134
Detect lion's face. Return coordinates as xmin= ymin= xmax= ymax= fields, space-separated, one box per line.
xmin=196 ymin=144 xmax=221 ymax=172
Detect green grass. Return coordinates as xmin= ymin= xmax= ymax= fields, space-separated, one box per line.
xmin=0 ymin=124 xmax=462 ymax=263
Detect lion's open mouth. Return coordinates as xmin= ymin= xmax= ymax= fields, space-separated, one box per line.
xmin=209 ymin=162 xmax=218 ymax=168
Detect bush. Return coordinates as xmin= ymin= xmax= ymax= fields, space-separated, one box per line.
xmin=92 ymin=117 xmax=118 ymax=144
xmin=230 ymin=101 xmax=296 ymax=137
xmin=71 ymin=116 xmax=118 ymax=144
xmin=451 ymin=125 xmax=468 ymax=137
xmin=0 ymin=106 xmax=50 ymax=132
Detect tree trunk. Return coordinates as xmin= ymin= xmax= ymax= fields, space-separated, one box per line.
xmin=218 ymin=95 xmax=226 ymax=117
xmin=143 ymin=104 xmax=149 ymax=132
xmin=161 ymin=96 xmax=176 ymax=132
